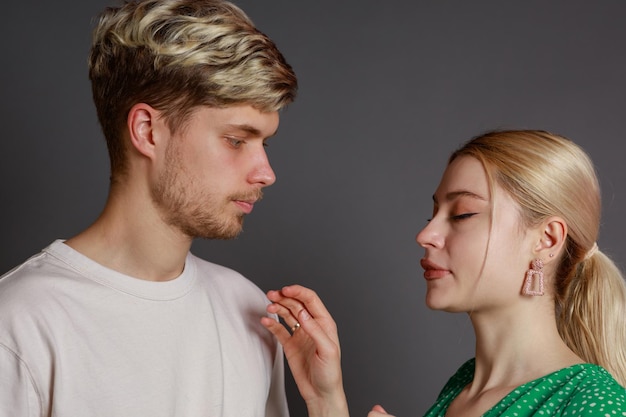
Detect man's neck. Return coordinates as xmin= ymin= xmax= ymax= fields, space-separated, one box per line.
xmin=65 ymin=191 xmax=192 ymax=282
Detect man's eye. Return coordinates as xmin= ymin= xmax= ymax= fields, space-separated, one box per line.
xmin=226 ymin=137 xmax=243 ymax=148
xmin=451 ymin=213 xmax=477 ymax=221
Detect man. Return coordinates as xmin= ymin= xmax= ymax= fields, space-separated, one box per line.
xmin=0 ymin=1 xmax=297 ymax=416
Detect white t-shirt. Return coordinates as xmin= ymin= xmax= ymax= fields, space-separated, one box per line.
xmin=0 ymin=240 xmax=289 ymax=417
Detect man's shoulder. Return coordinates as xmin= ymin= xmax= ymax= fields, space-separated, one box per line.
xmin=0 ymin=240 xmax=97 ymax=320
xmin=0 ymin=248 xmax=63 ymax=305
xmin=190 ymin=254 xmax=244 ymax=277
xmin=188 ymin=253 xmax=266 ymax=299
xmin=0 ymin=244 xmax=81 ymax=348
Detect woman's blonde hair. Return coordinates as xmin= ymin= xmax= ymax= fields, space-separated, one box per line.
xmin=451 ymin=130 xmax=626 ymax=385
xmin=88 ymin=0 xmax=297 ymax=179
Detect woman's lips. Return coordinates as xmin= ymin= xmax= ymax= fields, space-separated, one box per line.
xmin=420 ymin=258 xmax=450 ymax=280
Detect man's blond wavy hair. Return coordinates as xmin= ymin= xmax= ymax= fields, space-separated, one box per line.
xmin=88 ymin=0 xmax=297 ymax=180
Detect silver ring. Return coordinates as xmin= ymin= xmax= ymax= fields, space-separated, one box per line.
xmin=291 ymin=322 xmax=300 ymax=333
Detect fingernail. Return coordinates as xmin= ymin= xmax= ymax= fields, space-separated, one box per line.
xmin=299 ymin=309 xmax=311 ymax=321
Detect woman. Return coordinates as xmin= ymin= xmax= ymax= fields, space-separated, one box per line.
xmin=261 ymin=130 xmax=626 ymax=416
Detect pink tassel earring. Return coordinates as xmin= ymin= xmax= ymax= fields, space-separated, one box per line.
xmin=523 ymin=259 xmax=544 ymax=296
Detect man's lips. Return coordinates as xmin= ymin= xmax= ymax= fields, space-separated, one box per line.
xmin=233 ymin=199 xmax=256 ymax=214
xmin=232 ymin=191 xmax=263 ymax=215
xmin=420 ymin=258 xmax=451 ymax=280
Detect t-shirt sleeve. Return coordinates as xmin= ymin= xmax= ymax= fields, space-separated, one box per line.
xmin=0 ymin=343 xmax=41 ymax=417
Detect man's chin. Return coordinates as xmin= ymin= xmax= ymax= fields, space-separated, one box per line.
xmin=201 ymin=229 xmax=243 ymax=240
xmin=194 ymin=218 xmax=244 ymax=240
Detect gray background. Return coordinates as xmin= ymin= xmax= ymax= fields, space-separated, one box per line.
xmin=1 ymin=1 xmax=625 ymax=416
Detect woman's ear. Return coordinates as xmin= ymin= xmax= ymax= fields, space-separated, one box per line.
xmin=127 ymin=103 xmax=163 ymax=160
xmin=534 ymin=216 xmax=567 ymax=263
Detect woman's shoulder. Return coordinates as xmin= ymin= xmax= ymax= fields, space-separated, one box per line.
xmin=565 ymin=363 xmax=623 ymax=387
xmin=557 ymin=363 xmax=625 ymax=413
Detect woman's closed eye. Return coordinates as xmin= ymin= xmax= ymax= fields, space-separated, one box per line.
xmin=451 ymin=213 xmax=478 ymax=221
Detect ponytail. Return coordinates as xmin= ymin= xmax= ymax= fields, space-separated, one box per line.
xmin=557 ymin=250 xmax=626 ymax=386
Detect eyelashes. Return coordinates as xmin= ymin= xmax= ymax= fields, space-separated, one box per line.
xmin=226 ymin=137 xmax=271 ymax=148
xmin=451 ymin=213 xmax=477 ymax=221
xmin=426 ymin=212 xmax=478 ymax=223
xmin=226 ymin=137 xmax=244 ymax=148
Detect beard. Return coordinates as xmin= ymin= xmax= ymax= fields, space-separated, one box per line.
xmin=150 ymin=144 xmax=261 ymax=240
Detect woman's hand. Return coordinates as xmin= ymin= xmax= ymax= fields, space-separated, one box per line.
xmin=368 ymin=404 xmax=394 ymax=416
xmin=261 ymin=285 xmax=349 ymax=417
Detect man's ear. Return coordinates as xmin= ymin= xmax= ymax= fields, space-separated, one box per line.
xmin=533 ymin=216 xmax=567 ymax=263
xmin=127 ymin=103 xmax=163 ymax=160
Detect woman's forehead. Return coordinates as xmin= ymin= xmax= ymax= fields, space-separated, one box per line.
xmin=435 ymin=156 xmax=490 ymax=202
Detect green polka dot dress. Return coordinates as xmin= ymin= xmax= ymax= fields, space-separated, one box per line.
xmin=423 ymin=359 xmax=626 ymax=416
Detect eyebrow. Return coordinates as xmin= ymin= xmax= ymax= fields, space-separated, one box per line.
xmin=432 ymin=190 xmax=488 ymax=204
xmin=225 ymin=123 xmax=277 ymax=138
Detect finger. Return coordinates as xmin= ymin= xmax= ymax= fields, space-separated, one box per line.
xmin=260 ymin=316 xmax=292 ymax=346
xmin=267 ymin=289 xmax=308 ymax=320
xmin=266 ymin=301 xmax=300 ymax=330
xmin=269 ymin=286 xmax=339 ymax=346
xmin=280 ymin=285 xmax=334 ymax=321
xmin=295 ymin=307 xmax=340 ymax=358
xmin=368 ymin=405 xmax=393 ymax=416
